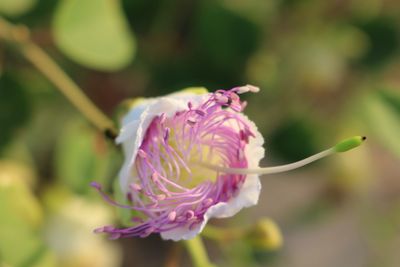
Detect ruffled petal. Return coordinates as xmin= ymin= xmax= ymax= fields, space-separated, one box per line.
xmin=117 ymin=90 xmax=208 ymax=193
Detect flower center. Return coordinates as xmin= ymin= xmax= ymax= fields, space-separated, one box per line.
xmin=136 ymin=94 xmax=251 ymax=193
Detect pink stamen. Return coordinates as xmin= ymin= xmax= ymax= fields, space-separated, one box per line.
xmin=93 ymin=87 xmax=254 ymax=239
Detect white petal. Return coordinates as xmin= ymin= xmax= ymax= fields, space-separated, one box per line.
xmin=160 ymin=224 xmax=202 ymax=241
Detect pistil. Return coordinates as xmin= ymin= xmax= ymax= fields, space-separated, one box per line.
xmin=197 ymin=136 xmax=366 ymax=176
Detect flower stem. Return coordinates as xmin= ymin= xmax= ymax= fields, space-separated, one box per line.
xmin=183 ymin=236 xmax=217 ymax=267
xmin=0 ymin=17 xmax=117 ymax=137
xmin=202 ymin=225 xmax=244 ymax=242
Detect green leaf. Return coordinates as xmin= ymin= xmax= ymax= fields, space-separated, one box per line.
xmin=53 ymin=0 xmax=135 ymax=71
xmin=0 ymin=162 xmax=45 ymax=267
xmin=363 ymin=91 xmax=400 ymax=158
xmin=0 ymin=0 xmax=36 ymax=17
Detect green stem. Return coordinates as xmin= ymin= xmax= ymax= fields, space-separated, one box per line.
xmin=183 ymin=236 xmax=217 ymax=267
xmin=0 ymin=17 xmax=117 ymax=137
xmin=202 ymin=225 xmax=244 ymax=242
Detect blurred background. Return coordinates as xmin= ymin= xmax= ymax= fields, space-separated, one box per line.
xmin=1 ymin=0 xmax=400 ymax=266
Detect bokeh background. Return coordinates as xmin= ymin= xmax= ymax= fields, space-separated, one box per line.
xmin=1 ymin=0 xmax=400 ymax=266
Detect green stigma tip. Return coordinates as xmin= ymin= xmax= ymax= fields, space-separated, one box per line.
xmin=334 ymin=136 xmax=366 ymax=153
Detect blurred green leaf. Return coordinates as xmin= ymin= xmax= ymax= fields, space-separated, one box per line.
xmin=55 ymin=119 xmax=121 ymax=194
xmin=0 ymin=162 xmax=47 ymax=267
xmin=357 ymin=17 xmax=399 ymax=67
xmin=0 ymin=72 xmax=31 ymax=154
xmin=378 ymin=89 xmax=400 ymax=115
xmin=363 ymin=91 xmax=400 ymax=158
xmin=53 ymin=0 xmax=135 ymax=71
xmin=194 ymin=1 xmax=260 ymax=71
xmin=0 ymin=0 xmax=36 ymax=17
xmin=269 ymin=117 xmax=318 ymax=162
xmin=28 ymin=249 xmax=57 ymax=267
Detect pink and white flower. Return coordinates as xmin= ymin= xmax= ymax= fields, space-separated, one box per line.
xmin=91 ymin=85 xmax=264 ymax=241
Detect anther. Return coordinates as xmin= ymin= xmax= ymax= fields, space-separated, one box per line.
xmin=130 ymin=183 xmax=142 ymax=192
xmin=185 ymin=210 xmax=195 ymax=220
xmin=215 ymin=94 xmax=229 ymax=104
xmin=187 ymin=119 xmax=196 ymax=126
xmin=168 ymin=211 xmax=177 ymax=221
xmin=195 ymin=109 xmax=206 ymax=116
xmin=235 ymin=84 xmax=260 ymax=94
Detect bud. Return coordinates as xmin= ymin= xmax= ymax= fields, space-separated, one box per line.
xmin=245 ymin=218 xmax=283 ymax=251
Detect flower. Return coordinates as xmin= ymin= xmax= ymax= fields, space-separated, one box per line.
xmin=91 ymin=85 xmax=264 ymax=241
